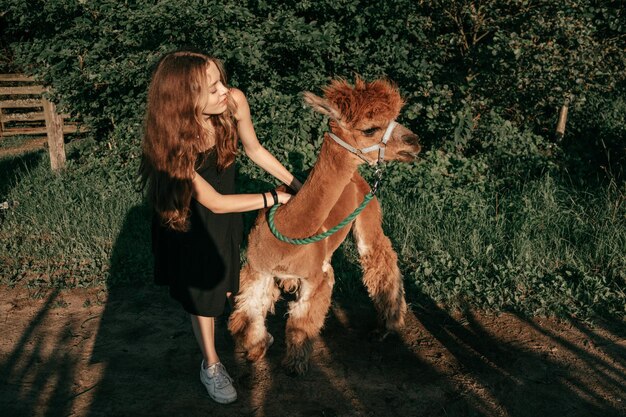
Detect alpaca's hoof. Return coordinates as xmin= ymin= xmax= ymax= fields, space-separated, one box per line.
xmin=282 ymin=346 xmax=310 ymax=376
xmin=283 ymin=355 xmax=309 ymax=376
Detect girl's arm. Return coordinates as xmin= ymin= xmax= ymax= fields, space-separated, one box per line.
xmin=231 ymin=88 xmax=303 ymax=192
xmin=192 ymin=173 xmax=291 ymax=214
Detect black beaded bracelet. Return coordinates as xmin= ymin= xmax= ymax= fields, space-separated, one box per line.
xmin=269 ymin=189 xmax=279 ymax=205
xmin=261 ymin=192 xmax=268 ymax=208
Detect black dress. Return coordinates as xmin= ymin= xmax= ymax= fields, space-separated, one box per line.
xmin=151 ymin=149 xmax=243 ymax=317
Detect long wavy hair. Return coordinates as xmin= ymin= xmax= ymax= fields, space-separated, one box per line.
xmin=140 ymin=51 xmax=238 ymax=231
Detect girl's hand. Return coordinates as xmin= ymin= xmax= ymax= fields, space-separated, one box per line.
xmin=276 ymin=190 xmax=292 ymax=205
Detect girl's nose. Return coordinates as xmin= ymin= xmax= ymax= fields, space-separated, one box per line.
xmin=218 ymin=82 xmax=229 ymax=95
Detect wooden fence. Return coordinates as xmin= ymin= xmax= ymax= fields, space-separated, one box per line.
xmin=0 ymin=74 xmax=85 ymax=171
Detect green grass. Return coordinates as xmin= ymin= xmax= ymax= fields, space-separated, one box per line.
xmin=377 ymin=175 xmax=626 ymax=319
xmin=0 ymin=135 xmax=37 ymax=150
xmin=0 ymin=147 xmax=151 ymax=289
xmin=0 ymin=145 xmax=624 ymax=320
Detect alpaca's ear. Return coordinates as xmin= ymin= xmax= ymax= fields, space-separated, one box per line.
xmin=303 ymin=92 xmax=343 ymax=123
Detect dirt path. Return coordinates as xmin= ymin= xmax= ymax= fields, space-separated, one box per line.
xmin=1 ymin=285 xmax=624 ymax=417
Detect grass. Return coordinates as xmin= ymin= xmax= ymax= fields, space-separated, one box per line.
xmin=0 ymin=146 xmax=151 ymax=289
xmin=377 ymin=175 xmax=626 ymax=319
xmin=0 ymin=143 xmax=624 ymax=320
xmin=0 ymin=135 xmax=37 ymax=150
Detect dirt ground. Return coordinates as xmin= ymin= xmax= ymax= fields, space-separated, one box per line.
xmin=1 ymin=284 xmax=624 ymax=417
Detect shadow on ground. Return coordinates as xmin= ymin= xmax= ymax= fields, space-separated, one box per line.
xmin=1 ymin=209 xmax=625 ymax=416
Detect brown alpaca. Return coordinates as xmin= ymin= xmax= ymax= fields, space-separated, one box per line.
xmin=228 ymin=77 xmax=421 ymax=375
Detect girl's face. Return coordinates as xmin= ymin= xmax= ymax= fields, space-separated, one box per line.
xmin=199 ymin=61 xmax=229 ymax=116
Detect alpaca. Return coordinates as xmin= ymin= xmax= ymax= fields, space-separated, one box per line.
xmin=229 ymin=77 xmax=421 ymax=375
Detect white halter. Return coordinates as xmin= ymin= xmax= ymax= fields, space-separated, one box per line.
xmin=327 ymin=121 xmax=398 ymax=165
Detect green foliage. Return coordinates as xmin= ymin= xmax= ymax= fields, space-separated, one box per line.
xmin=0 ymin=0 xmax=624 ymax=317
xmin=0 ymin=138 xmax=149 ymax=289
xmin=3 ymin=0 xmax=624 ymax=177
xmin=420 ymin=1 xmax=625 ymax=125
xmin=0 ymin=148 xmax=149 ymax=288
xmin=381 ymin=175 xmax=626 ymax=318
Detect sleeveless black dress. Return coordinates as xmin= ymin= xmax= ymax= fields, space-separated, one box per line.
xmin=151 ymin=149 xmax=243 ymax=317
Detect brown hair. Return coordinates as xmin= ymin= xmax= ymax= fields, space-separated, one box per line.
xmin=323 ymin=77 xmax=404 ymax=126
xmin=140 ymin=51 xmax=238 ymax=231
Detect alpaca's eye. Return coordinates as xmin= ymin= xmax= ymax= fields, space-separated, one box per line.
xmin=362 ymin=127 xmax=379 ymax=136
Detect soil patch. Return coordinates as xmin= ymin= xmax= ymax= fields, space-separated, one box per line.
xmin=1 ymin=285 xmax=624 ymax=417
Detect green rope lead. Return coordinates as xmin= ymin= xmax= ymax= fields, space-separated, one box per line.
xmin=267 ymin=192 xmax=375 ymax=245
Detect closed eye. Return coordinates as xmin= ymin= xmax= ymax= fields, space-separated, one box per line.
xmin=361 ymin=127 xmax=379 ymax=136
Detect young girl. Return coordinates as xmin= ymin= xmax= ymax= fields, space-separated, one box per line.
xmin=140 ymin=51 xmax=301 ymax=404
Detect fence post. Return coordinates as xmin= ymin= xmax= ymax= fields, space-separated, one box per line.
xmin=555 ymin=105 xmax=569 ymax=140
xmin=42 ymin=97 xmax=66 ymax=171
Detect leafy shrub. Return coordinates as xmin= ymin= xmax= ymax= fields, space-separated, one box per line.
xmin=3 ymin=0 xmax=623 ymax=179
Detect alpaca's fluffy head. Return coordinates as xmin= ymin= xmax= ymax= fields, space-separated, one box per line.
xmin=304 ymin=77 xmax=419 ymax=164
xmin=320 ymin=77 xmax=404 ymax=127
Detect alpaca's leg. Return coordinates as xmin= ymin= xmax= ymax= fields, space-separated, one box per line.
xmin=228 ymin=264 xmax=279 ymax=361
xmin=283 ymin=264 xmax=334 ymax=375
xmin=353 ymin=198 xmax=407 ymax=335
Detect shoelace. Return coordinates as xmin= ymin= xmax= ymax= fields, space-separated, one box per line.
xmin=210 ymin=363 xmax=233 ymax=389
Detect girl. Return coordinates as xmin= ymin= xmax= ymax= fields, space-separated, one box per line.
xmin=141 ymin=50 xmax=301 ymax=404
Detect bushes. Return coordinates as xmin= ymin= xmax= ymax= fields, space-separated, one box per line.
xmin=1 ymin=0 xmax=624 ymax=317
xmin=3 ymin=1 xmax=623 ymax=177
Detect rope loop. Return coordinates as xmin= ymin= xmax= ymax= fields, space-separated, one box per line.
xmin=267 ymin=193 xmax=375 ymax=245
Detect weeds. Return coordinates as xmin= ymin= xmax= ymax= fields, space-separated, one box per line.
xmin=376 ymin=174 xmax=625 ymax=319
xmin=0 ymin=144 xmax=150 ymax=289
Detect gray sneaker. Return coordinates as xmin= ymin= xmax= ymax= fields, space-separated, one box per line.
xmin=200 ymin=361 xmax=237 ymax=404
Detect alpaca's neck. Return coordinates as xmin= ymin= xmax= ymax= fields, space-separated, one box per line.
xmin=277 ymin=134 xmax=359 ymax=237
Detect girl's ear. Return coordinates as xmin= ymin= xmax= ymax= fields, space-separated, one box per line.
xmin=303 ymin=92 xmax=344 ymax=126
